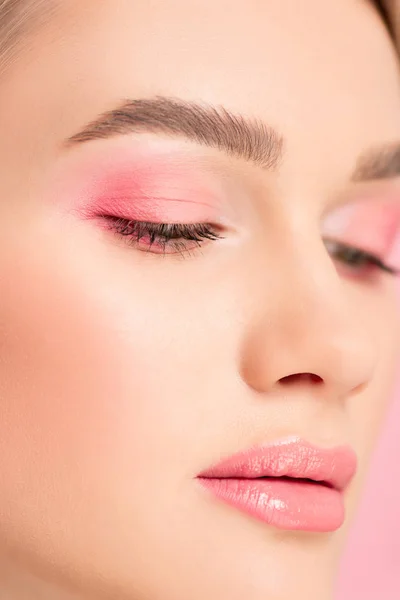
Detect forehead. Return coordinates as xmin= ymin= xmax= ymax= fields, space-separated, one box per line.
xmin=0 ymin=0 xmax=400 ymax=186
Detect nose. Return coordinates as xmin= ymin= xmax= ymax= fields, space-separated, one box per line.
xmin=240 ymin=238 xmax=376 ymax=398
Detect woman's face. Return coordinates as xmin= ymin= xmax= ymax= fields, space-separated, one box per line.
xmin=0 ymin=1 xmax=400 ymax=599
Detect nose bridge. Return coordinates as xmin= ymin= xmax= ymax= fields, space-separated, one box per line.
xmin=240 ymin=235 xmax=376 ymax=396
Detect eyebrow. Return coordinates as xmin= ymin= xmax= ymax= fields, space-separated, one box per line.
xmin=63 ymin=95 xmax=400 ymax=183
xmin=63 ymin=96 xmax=284 ymax=170
xmin=352 ymin=143 xmax=400 ymax=182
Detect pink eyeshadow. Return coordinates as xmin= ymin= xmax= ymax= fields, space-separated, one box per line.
xmin=52 ymin=153 xmax=222 ymax=224
xmin=322 ymin=198 xmax=400 ymax=258
xmin=87 ymin=171 xmax=216 ymax=222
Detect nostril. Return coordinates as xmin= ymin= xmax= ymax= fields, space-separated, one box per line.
xmin=279 ymin=373 xmax=324 ymax=385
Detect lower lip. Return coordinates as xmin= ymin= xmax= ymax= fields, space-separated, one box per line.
xmin=198 ymin=477 xmax=345 ymax=532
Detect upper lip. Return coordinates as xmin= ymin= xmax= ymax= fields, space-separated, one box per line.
xmin=198 ymin=437 xmax=358 ymax=492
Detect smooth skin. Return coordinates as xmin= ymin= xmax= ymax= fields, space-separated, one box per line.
xmin=0 ymin=1 xmax=400 ymax=599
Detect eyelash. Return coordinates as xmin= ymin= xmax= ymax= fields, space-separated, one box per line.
xmin=323 ymin=239 xmax=398 ymax=277
xmin=104 ymin=216 xmax=222 ymax=254
xmin=104 ymin=216 xmax=398 ymax=276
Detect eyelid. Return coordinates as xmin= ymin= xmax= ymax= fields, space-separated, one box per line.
xmin=78 ymin=192 xmax=218 ymax=223
xmin=321 ymin=198 xmax=400 ymax=259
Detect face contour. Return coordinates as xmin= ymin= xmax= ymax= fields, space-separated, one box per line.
xmin=0 ymin=1 xmax=400 ymax=599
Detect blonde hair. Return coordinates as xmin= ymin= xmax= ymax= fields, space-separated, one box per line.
xmin=0 ymin=0 xmax=57 ymax=74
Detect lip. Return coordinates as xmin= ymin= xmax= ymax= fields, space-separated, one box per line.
xmin=197 ymin=437 xmax=357 ymax=532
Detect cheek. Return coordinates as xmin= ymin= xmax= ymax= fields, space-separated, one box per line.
xmin=0 ymin=232 xmax=194 ymax=518
xmin=0 ymin=225 xmax=235 ymax=590
xmin=348 ymin=292 xmax=400 ymax=483
xmin=0 ymin=215 xmax=234 ymax=503
xmin=334 ymin=293 xmax=400 ymax=533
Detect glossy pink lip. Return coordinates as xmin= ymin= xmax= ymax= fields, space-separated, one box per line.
xmin=197 ymin=438 xmax=357 ymax=532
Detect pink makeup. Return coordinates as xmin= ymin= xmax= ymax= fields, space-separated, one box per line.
xmin=50 ymin=140 xmax=400 ymax=273
xmin=322 ymin=195 xmax=400 ymax=272
xmin=50 ymin=147 xmax=228 ymax=226
xmin=197 ymin=438 xmax=357 ymax=533
xmin=83 ymin=166 xmax=219 ymax=223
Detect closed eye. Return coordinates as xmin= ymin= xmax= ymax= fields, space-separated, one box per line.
xmin=324 ymin=238 xmax=398 ymax=276
xmin=102 ymin=216 xmax=224 ymax=255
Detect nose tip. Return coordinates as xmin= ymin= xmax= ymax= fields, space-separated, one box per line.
xmin=239 ymin=288 xmax=376 ymax=399
xmin=273 ymin=327 xmax=374 ymax=397
xmin=238 ymin=226 xmax=378 ymax=400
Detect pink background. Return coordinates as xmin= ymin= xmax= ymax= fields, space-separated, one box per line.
xmin=336 ymin=391 xmax=400 ymax=600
